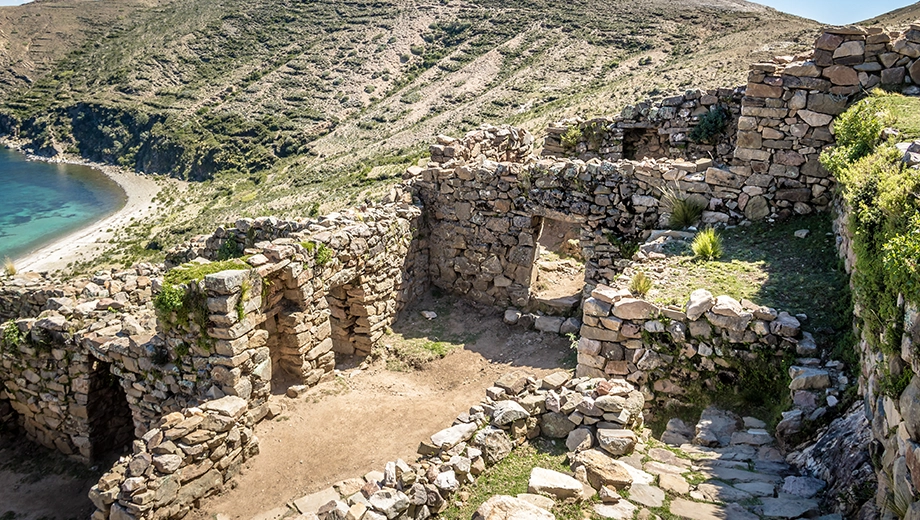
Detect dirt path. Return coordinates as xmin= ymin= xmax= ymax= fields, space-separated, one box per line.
xmin=194 ymin=305 xmax=571 ymax=520
xmin=0 ymin=432 xmax=105 ymax=520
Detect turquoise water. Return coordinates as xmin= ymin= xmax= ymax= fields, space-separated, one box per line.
xmin=0 ymin=148 xmax=125 ymax=261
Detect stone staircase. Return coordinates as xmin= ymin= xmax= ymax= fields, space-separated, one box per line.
xmin=597 ymin=406 xmax=838 ymax=520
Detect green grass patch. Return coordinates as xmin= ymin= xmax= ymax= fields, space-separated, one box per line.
xmin=164 ymin=259 xmax=250 ymax=285
xmin=650 ymin=213 xmax=850 ymax=340
xmin=440 ymin=438 xmax=597 ymax=520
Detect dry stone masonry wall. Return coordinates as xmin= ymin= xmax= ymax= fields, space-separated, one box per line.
xmin=733 ymin=25 xmax=920 ymax=221
xmin=543 ymin=88 xmax=743 ymax=165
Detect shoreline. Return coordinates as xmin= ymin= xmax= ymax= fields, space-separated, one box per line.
xmin=2 ymin=139 xmax=165 ymax=274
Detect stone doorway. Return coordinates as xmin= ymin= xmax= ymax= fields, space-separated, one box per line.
xmin=622 ymin=126 xmax=667 ymax=160
xmin=529 ymin=216 xmax=586 ymax=315
xmin=86 ymin=358 xmax=134 ymax=462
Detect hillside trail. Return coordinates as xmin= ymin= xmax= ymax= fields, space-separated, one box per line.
xmin=193 ymin=299 xmax=572 ymax=520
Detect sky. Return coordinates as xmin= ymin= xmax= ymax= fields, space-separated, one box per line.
xmin=754 ymin=0 xmax=916 ymax=25
xmin=0 ymin=0 xmax=913 ymax=24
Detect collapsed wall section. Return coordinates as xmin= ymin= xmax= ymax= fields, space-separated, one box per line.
xmin=543 ymin=88 xmax=743 ymax=164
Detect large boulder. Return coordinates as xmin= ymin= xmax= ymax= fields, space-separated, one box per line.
xmin=472 ymin=495 xmax=555 ymax=520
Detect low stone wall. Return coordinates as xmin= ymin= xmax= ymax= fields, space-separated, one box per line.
xmin=576 ymin=285 xmax=813 ymax=407
xmin=88 ymin=395 xmax=261 ymax=520
xmin=234 ymin=371 xmax=647 ymax=520
xmin=543 ymin=88 xmax=743 ymax=165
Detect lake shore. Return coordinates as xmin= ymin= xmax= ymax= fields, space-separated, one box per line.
xmin=2 ymin=140 xmax=165 ymax=273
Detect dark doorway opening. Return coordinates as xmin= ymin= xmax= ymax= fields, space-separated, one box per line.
xmin=86 ymin=358 xmax=133 ymax=462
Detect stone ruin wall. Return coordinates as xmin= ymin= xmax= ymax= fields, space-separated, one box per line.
xmin=1 ymin=21 xmax=920 ymax=520
xmin=542 ymin=87 xmax=743 ymax=165
xmin=834 ymin=204 xmax=920 ymax=517
xmin=0 ymin=193 xmax=429 ymax=519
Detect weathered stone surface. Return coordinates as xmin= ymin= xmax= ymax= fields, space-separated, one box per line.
xmin=597 ymin=428 xmax=638 ymax=456
xmin=472 ymin=495 xmax=555 ymax=520
xmin=541 ymin=412 xmax=577 ymax=439
xmin=629 ymin=483 xmax=665 ymax=508
xmin=696 ymin=481 xmax=754 ymax=502
xmin=902 ymin=376 xmax=920 ymax=440
xmin=612 ymin=298 xmax=659 ymax=320
xmin=662 ymin=418 xmax=695 ymax=445
xmin=686 ymin=289 xmax=715 ymax=321
xmin=295 ymin=487 xmax=341 ymax=514
xmin=431 ymin=422 xmax=478 ymax=448
xmin=759 ymin=497 xmax=820 ymax=518
xmin=572 ymin=449 xmax=633 ymax=490
xmin=566 ymin=428 xmax=594 ymax=452
xmin=528 ymin=467 xmax=584 ymax=500
xmin=797 ymin=110 xmax=834 ymax=127
xmin=593 ymin=500 xmax=637 ymax=519
xmin=492 ymin=401 xmax=530 ymax=426
xmin=694 ymin=407 xmax=741 ymax=447
xmin=782 ymin=476 xmax=826 ymax=499
xmin=822 ymin=65 xmax=858 ymax=85
xmin=474 ymin=427 xmax=514 ymax=465
xmin=789 ymin=367 xmax=831 ymax=390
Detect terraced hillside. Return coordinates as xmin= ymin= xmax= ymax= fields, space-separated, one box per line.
xmin=0 ymin=0 xmax=823 ymax=267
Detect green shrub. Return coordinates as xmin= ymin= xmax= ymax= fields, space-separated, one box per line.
xmin=560 ymin=126 xmax=582 ymax=149
xmin=827 ymin=91 xmax=920 ymax=353
xmin=302 ymin=240 xmax=335 ymax=266
xmin=884 ymin=213 xmax=920 ymax=304
xmin=689 ymin=106 xmax=729 ymax=144
xmin=153 ymin=283 xmax=186 ymax=319
xmin=2 ymin=320 xmax=23 ymax=350
xmin=660 ymin=186 xmax=705 ymax=228
xmin=692 ymin=228 xmax=723 ymax=261
xmin=217 ymin=239 xmax=242 ymax=261
xmin=2 ymin=257 xmax=15 ymax=276
xmin=820 ymin=96 xmax=886 ymax=176
xmin=629 ymin=271 xmax=653 ymax=297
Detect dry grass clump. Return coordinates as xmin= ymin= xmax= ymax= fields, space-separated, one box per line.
xmin=3 ymin=257 xmax=15 ymax=276
xmin=629 ymin=270 xmax=653 ymax=296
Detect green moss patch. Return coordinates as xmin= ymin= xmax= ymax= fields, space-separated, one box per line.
xmin=164 ymin=259 xmax=250 ymax=286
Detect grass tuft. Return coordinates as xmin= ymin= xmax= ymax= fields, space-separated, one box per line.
xmin=2 ymin=257 xmax=14 ymax=276
xmin=660 ymin=186 xmax=705 ymax=229
xmin=629 ymin=271 xmax=653 ymax=297
xmin=691 ymin=228 xmax=723 ymax=261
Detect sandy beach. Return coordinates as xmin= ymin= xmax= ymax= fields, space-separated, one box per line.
xmin=4 ymin=145 xmax=165 ymax=273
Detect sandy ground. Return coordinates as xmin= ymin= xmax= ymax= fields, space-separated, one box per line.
xmin=0 ymin=430 xmax=105 ymax=520
xmin=7 ymin=152 xmax=164 ymax=273
xmin=191 ymin=303 xmax=571 ymax=520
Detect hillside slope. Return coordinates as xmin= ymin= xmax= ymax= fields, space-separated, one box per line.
xmin=862 ymin=1 xmax=920 ymax=26
xmin=0 ymin=0 xmax=822 ymax=268
xmin=0 ymin=0 xmax=173 ymax=92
